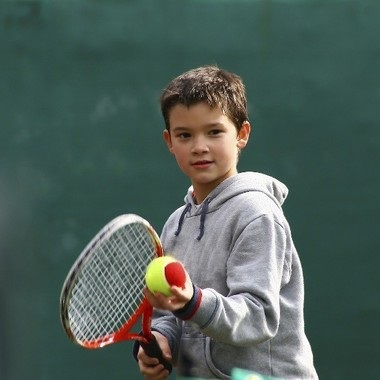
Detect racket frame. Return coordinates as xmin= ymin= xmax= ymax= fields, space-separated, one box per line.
xmin=60 ymin=214 xmax=163 ymax=349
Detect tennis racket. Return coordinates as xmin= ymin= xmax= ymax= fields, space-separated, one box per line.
xmin=59 ymin=214 xmax=172 ymax=373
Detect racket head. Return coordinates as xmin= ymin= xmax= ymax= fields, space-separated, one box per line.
xmin=60 ymin=214 xmax=163 ymax=349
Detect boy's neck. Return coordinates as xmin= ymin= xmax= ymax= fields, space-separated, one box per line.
xmin=191 ymin=171 xmax=239 ymax=204
xmin=192 ymin=188 xmax=207 ymax=205
xmin=191 ymin=183 xmax=217 ymax=204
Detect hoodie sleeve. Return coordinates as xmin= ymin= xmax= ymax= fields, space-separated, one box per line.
xmin=183 ymin=214 xmax=291 ymax=346
xmin=150 ymin=302 xmax=183 ymax=362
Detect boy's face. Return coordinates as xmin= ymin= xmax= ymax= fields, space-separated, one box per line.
xmin=163 ymin=103 xmax=250 ymax=203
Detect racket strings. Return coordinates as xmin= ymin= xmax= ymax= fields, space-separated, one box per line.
xmin=68 ymin=222 xmax=155 ymax=343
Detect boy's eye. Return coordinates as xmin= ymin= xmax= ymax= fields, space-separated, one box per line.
xmin=209 ymin=129 xmax=222 ymax=135
xmin=178 ymin=132 xmax=191 ymax=139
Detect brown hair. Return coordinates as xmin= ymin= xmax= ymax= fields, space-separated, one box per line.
xmin=160 ymin=66 xmax=249 ymax=131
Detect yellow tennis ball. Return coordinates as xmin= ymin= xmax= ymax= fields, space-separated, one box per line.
xmin=145 ymin=256 xmax=185 ymax=296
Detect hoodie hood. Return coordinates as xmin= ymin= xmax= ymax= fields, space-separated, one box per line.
xmin=175 ymin=172 xmax=289 ymax=240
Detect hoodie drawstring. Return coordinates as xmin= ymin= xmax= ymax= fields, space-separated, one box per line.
xmin=174 ymin=198 xmax=211 ymax=241
xmin=175 ymin=203 xmax=192 ymax=237
xmin=196 ymin=198 xmax=211 ymax=241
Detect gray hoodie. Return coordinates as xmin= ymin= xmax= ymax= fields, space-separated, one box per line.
xmin=154 ymin=172 xmax=318 ymax=379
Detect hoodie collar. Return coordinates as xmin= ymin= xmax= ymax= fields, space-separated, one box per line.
xmin=174 ymin=172 xmax=288 ymax=241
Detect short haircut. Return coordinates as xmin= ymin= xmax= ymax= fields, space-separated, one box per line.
xmin=160 ymin=66 xmax=249 ymax=131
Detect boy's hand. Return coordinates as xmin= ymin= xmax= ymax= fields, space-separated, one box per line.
xmin=144 ymin=270 xmax=194 ymax=311
xmin=137 ymin=331 xmax=172 ymax=380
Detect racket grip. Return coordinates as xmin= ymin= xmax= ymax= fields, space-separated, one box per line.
xmin=140 ymin=335 xmax=173 ymax=373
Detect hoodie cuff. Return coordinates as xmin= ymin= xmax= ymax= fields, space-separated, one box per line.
xmin=173 ymin=284 xmax=202 ymax=320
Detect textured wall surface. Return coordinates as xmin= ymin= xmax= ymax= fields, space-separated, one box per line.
xmin=0 ymin=1 xmax=379 ymax=379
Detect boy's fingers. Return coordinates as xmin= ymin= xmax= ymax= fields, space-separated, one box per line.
xmin=137 ymin=347 xmax=158 ymax=364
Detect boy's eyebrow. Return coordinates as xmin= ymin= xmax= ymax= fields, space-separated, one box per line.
xmin=171 ymin=126 xmax=189 ymax=132
xmin=172 ymin=122 xmax=224 ymax=132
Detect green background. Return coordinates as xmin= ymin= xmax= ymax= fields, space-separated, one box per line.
xmin=0 ymin=0 xmax=379 ymax=379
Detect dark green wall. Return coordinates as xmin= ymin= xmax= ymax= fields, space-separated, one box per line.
xmin=1 ymin=1 xmax=379 ymax=379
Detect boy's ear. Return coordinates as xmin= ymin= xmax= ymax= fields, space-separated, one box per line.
xmin=163 ymin=129 xmax=174 ymax=153
xmin=237 ymin=121 xmax=251 ymax=149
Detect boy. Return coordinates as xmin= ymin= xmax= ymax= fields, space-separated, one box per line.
xmin=136 ymin=66 xmax=318 ymax=379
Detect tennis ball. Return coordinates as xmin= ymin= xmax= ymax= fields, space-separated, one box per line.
xmin=145 ymin=256 xmax=186 ymax=296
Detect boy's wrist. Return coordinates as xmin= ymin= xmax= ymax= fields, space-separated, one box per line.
xmin=173 ymin=284 xmax=202 ymax=320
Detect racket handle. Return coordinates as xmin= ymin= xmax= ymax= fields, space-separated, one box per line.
xmin=140 ymin=335 xmax=173 ymax=373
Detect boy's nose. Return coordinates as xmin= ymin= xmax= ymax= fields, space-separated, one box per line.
xmin=191 ymin=137 xmax=209 ymax=154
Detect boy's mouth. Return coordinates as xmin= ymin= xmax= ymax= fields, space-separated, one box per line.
xmin=192 ymin=160 xmax=213 ymax=168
